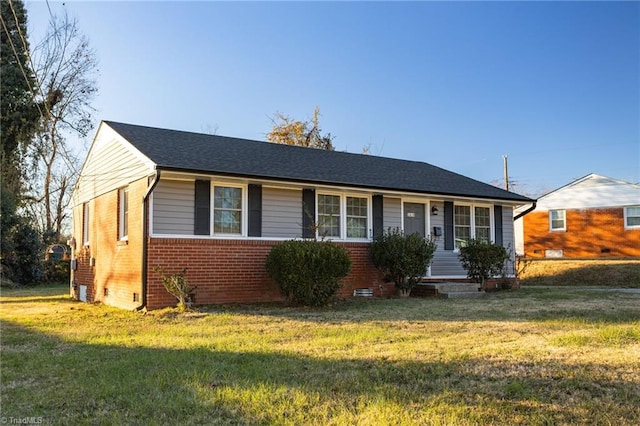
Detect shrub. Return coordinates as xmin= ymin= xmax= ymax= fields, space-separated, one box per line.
xmin=43 ymin=259 xmax=71 ymax=284
xmin=369 ymin=228 xmax=437 ymax=296
xmin=458 ymin=239 xmax=509 ymax=288
xmin=265 ymin=240 xmax=351 ymax=306
xmin=154 ymin=267 xmax=195 ymax=311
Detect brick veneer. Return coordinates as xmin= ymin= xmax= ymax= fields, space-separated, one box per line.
xmin=146 ymin=239 xmax=393 ymax=309
xmin=523 ymin=208 xmax=640 ymax=258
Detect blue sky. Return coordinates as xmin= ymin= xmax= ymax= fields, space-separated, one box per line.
xmin=25 ymin=1 xmax=639 ymax=197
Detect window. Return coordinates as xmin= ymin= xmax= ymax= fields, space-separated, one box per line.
xmin=346 ymin=197 xmax=368 ymax=238
xmin=213 ymin=186 xmax=242 ymax=234
xmin=453 ymin=204 xmax=493 ymax=249
xmin=318 ymin=194 xmax=341 ymax=238
xmin=317 ymin=193 xmax=370 ymax=240
xmin=82 ymin=203 xmax=90 ymax=246
xmin=624 ymin=206 xmax=640 ymax=229
xmin=549 ymin=209 xmax=566 ymax=231
xmin=118 ymin=187 xmax=129 ymax=240
xmin=454 ymin=205 xmax=471 ymax=248
xmin=474 ymin=206 xmax=491 ymax=242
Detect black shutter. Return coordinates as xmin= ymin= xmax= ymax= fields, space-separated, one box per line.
xmin=194 ymin=180 xmax=210 ymax=235
xmin=494 ymin=205 xmax=503 ymax=246
xmin=372 ymin=195 xmax=383 ymax=238
xmin=248 ymin=184 xmax=262 ymax=237
xmin=302 ymin=188 xmax=315 ymax=238
xmin=444 ymin=201 xmax=454 ymax=250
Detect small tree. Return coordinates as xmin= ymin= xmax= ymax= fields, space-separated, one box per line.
xmin=265 ymin=239 xmax=351 ymax=306
xmin=370 ymin=228 xmax=437 ymax=297
xmin=458 ymin=239 xmax=509 ymax=289
xmin=153 ymin=267 xmax=194 ymax=311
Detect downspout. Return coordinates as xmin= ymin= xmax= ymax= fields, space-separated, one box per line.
xmin=135 ymin=169 xmax=161 ymax=312
xmin=513 ymin=201 xmax=537 ymax=221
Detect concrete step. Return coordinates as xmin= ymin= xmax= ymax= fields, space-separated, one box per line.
xmin=439 ymin=290 xmax=486 ymax=299
xmin=420 ymin=282 xmax=481 ymax=293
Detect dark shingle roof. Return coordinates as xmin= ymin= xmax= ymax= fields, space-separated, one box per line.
xmin=106 ymin=120 xmax=532 ymax=203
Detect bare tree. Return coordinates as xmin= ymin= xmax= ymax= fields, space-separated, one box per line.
xmin=28 ymin=12 xmax=98 ymax=241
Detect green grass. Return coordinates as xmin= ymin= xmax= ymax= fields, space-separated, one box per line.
xmin=1 ymin=284 xmax=639 ymax=425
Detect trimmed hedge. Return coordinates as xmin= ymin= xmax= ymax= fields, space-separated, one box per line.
xmin=265 ymin=240 xmax=351 ymax=306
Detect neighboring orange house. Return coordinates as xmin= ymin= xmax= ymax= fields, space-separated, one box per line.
xmin=514 ymin=174 xmax=640 ymax=258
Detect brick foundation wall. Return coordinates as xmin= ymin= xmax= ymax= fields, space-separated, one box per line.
xmin=523 ymin=208 xmax=640 ymax=258
xmin=71 ymin=178 xmax=147 ymax=309
xmin=146 ymin=239 xmax=393 ymax=309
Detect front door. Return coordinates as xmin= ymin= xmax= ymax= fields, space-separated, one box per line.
xmin=403 ymin=203 xmax=425 ymax=237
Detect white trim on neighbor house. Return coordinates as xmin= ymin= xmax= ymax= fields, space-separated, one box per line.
xmin=624 ymin=206 xmax=640 ymax=230
xmin=549 ymin=209 xmax=566 ymax=232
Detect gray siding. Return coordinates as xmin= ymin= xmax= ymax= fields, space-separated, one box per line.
xmin=152 ymin=180 xmax=195 ymax=235
xmin=383 ymin=197 xmax=402 ymax=230
xmin=262 ymin=187 xmax=302 ymax=238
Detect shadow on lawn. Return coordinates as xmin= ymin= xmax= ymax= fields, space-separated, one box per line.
xmin=2 ymin=320 xmax=639 ymax=425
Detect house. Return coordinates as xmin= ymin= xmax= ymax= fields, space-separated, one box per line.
xmin=68 ymin=121 xmax=533 ymax=310
xmin=514 ymin=173 xmax=640 ymax=258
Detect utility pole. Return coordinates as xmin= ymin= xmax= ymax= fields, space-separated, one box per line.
xmin=503 ymin=155 xmax=509 ymax=191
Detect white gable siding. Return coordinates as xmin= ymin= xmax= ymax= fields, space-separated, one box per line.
xmin=535 ymin=174 xmax=640 ymax=211
xmin=73 ymin=123 xmax=153 ymax=206
xmin=152 ymin=180 xmax=194 ymax=235
xmin=262 ymin=187 xmax=302 ymax=238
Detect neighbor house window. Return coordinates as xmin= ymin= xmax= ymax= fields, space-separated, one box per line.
xmin=454 ymin=205 xmax=471 ymax=248
xmin=549 ymin=209 xmax=566 ymax=231
xmin=213 ymin=186 xmax=242 ymax=234
xmin=118 ymin=187 xmax=129 ymax=240
xmin=624 ymin=206 xmax=640 ymax=229
xmin=346 ymin=197 xmax=368 ymax=238
xmin=318 ymin=194 xmax=341 ymax=238
xmin=82 ymin=202 xmax=90 ymax=246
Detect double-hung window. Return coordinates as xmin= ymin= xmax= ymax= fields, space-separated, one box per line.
xmin=118 ymin=187 xmax=129 ymax=240
xmin=624 ymin=206 xmax=640 ymax=229
xmin=213 ymin=186 xmax=242 ymax=234
xmin=318 ymin=194 xmax=341 ymax=238
xmin=82 ymin=202 xmax=90 ymax=246
xmin=454 ymin=204 xmax=492 ymax=249
xmin=318 ymin=193 xmax=369 ymax=240
xmin=549 ymin=209 xmax=566 ymax=231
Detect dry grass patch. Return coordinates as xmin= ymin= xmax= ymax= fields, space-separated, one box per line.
xmin=518 ymin=258 xmax=640 ymax=287
xmin=1 ymin=284 xmax=639 ymax=425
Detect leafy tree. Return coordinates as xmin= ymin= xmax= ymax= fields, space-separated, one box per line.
xmin=1 ymin=0 xmax=44 ymax=286
xmin=27 ymin=11 xmax=98 ymax=241
xmin=370 ymin=228 xmax=437 ymax=297
xmin=458 ymin=239 xmax=509 ymax=289
xmin=267 ymin=106 xmax=334 ymax=150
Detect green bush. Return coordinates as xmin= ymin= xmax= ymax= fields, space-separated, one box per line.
xmin=265 ymin=240 xmax=351 ymax=306
xmin=369 ymin=228 xmax=437 ymax=296
xmin=458 ymin=239 xmax=509 ymax=288
xmin=43 ymin=259 xmax=70 ymax=284
xmin=154 ymin=267 xmax=195 ymax=311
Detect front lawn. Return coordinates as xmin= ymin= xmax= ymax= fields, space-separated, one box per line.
xmin=1 ymin=284 xmax=639 ymax=425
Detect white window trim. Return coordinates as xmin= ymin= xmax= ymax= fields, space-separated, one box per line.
xmin=118 ymin=187 xmax=129 ymax=241
xmin=316 ymin=192 xmax=372 ymax=241
xmin=210 ymin=182 xmax=247 ymax=237
xmin=82 ymin=202 xmax=90 ymax=246
xmin=549 ymin=209 xmax=566 ymax=232
xmin=453 ymin=203 xmax=494 ymax=251
xmin=624 ymin=206 xmax=640 ymax=230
